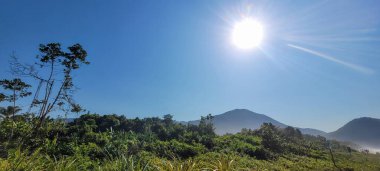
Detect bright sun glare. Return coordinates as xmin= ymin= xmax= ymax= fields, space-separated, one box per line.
xmin=232 ymin=18 xmax=264 ymax=49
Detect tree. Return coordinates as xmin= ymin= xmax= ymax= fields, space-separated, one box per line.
xmin=347 ymin=146 xmax=352 ymax=156
xmin=163 ymin=114 xmax=173 ymax=126
xmin=0 ymin=93 xmax=5 ymax=102
xmin=198 ymin=114 xmax=215 ymax=136
xmin=283 ymin=126 xmax=303 ymax=140
xmin=257 ymin=123 xmax=283 ymax=154
xmin=0 ymin=78 xmax=31 ymax=118
xmin=0 ymin=106 xmax=22 ymax=119
xmin=11 ymin=43 xmax=89 ymax=127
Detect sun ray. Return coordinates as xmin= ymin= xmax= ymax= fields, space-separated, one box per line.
xmin=287 ymin=44 xmax=374 ymax=74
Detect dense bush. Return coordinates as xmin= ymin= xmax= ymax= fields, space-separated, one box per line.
xmin=0 ymin=113 xmax=379 ymax=170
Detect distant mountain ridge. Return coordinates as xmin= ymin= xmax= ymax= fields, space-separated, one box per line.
xmin=187 ymin=109 xmax=327 ymax=136
xmin=327 ymin=117 xmax=380 ymax=149
xmin=187 ymin=109 xmax=380 ymax=151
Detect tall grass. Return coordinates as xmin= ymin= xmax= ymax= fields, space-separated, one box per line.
xmin=0 ymin=147 xmax=379 ymax=171
xmin=99 ymin=153 xmax=150 ymax=171
xmin=153 ymin=158 xmax=198 ymax=171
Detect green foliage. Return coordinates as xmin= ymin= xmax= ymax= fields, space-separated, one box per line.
xmin=153 ymin=158 xmax=197 ymax=171
xmin=213 ymin=134 xmax=261 ymax=158
xmin=0 ymin=78 xmax=32 ymax=101
xmin=101 ymin=155 xmax=150 ymax=171
xmin=147 ymin=140 xmax=205 ymax=159
xmin=0 ymin=78 xmax=31 ymax=122
xmin=0 ymin=113 xmax=379 ymax=170
xmin=0 ymin=106 xmax=22 ymax=119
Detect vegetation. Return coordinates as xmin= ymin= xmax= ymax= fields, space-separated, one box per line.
xmin=0 ymin=114 xmax=380 ymax=170
xmin=1 ymin=43 xmax=379 ymax=170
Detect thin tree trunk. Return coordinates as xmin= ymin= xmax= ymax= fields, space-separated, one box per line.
xmin=329 ymin=148 xmax=342 ymax=171
xmin=12 ymin=89 xmax=16 ymax=118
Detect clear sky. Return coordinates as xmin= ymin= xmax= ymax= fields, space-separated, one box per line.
xmin=1 ymin=0 xmax=380 ymax=132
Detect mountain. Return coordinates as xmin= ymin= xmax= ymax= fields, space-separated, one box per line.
xmin=299 ymin=128 xmax=327 ymax=137
xmin=328 ymin=117 xmax=380 ymax=149
xmin=189 ymin=109 xmax=286 ymax=135
xmin=188 ymin=109 xmax=326 ymax=136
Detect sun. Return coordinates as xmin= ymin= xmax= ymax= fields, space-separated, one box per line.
xmin=232 ymin=18 xmax=264 ymax=49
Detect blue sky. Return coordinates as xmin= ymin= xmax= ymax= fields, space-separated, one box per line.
xmin=1 ymin=0 xmax=380 ymax=132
